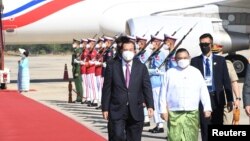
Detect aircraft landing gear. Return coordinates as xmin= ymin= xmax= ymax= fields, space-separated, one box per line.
xmin=225 ymin=54 xmax=248 ymax=78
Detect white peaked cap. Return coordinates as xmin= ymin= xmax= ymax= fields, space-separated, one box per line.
xmin=98 ymin=37 xmax=104 ymax=42
xmin=151 ymin=35 xmax=163 ymax=41
xmin=136 ymin=35 xmax=147 ymax=41
xmin=87 ymin=38 xmax=97 ymax=42
xmin=81 ymin=38 xmax=88 ymax=43
xmin=164 ymin=34 xmax=177 ymax=41
xmin=103 ymin=36 xmax=114 ymax=41
xmin=126 ymin=35 xmax=136 ymax=40
xmin=19 ymin=48 xmax=26 ymax=54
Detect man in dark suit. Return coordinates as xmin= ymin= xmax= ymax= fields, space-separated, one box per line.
xmin=101 ymin=37 xmax=154 ymax=141
xmin=191 ymin=33 xmax=234 ymax=141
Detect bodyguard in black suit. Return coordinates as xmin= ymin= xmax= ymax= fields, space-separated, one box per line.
xmin=101 ymin=38 xmax=154 ymax=141
xmin=191 ymin=33 xmax=233 ymax=141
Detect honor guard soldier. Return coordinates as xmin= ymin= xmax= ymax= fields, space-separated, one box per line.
xmin=95 ymin=37 xmax=105 ymax=109
xmin=113 ymin=35 xmax=129 ymax=60
xmin=102 ymin=36 xmax=115 ymax=140
xmin=85 ymin=38 xmax=98 ymax=107
xmin=164 ymin=34 xmax=177 ymax=69
xmin=71 ymin=39 xmax=84 ymax=103
xmin=148 ymin=35 xmax=167 ymax=133
xmin=126 ymin=35 xmax=136 ymax=42
xmin=136 ymin=35 xmax=152 ymax=127
xmin=135 ymin=35 xmax=152 ymax=64
xmin=79 ymin=38 xmax=89 ymax=104
xmin=102 ymin=36 xmax=115 ymax=76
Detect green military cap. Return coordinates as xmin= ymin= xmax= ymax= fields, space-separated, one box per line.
xmin=73 ymin=38 xmax=80 ymax=44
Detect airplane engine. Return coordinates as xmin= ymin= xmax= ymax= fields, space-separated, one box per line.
xmin=126 ymin=15 xmax=250 ymax=77
xmin=213 ymin=30 xmax=249 ymax=77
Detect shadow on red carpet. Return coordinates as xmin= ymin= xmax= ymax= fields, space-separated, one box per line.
xmin=0 ymin=90 xmax=107 ymax=141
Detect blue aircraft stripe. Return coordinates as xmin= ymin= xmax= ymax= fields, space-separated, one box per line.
xmin=2 ymin=0 xmax=46 ymax=18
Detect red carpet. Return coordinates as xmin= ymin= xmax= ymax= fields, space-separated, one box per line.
xmin=0 ymin=90 xmax=106 ymax=141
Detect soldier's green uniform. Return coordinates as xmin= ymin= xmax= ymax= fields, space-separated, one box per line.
xmin=71 ymin=39 xmax=83 ymax=102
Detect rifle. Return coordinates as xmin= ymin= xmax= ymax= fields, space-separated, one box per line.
xmin=135 ymin=26 xmax=165 ymax=57
xmin=143 ymin=27 xmax=183 ymax=64
xmin=101 ymin=33 xmax=122 ymax=57
xmin=92 ymin=33 xmax=98 ymax=39
xmin=142 ymin=30 xmax=149 ymax=37
xmin=158 ymin=23 xmax=198 ymax=69
xmin=171 ymin=26 xmax=182 ymax=36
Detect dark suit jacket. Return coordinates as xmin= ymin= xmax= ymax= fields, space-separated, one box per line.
xmin=191 ymin=54 xmax=233 ymax=107
xmin=243 ymin=64 xmax=250 ymax=107
xmin=101 ymin=59 xmax=154 ymax=121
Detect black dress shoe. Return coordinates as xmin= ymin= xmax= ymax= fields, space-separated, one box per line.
xmin=95 ymin=105 xmax=102 ymax=110
xmin=143 ymin=122 xmax=150 ymax=127
xmin=83 ymin=101 xmax=91 ymax=105
xmin=81 ymin=100 xmax=87 ymax=104
xmin=148 ymin=126 xmax=157 ymax=132
xmin=151 ymin=127 xmax=164 ymax=133
xmin=74 ymin=100 xmax=82 ymax=103
xmin=149 ymin=127 xmax=164 ymax=133
xmin=88 ymin=103 xmax=98 ymax=107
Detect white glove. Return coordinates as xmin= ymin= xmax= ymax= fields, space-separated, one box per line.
xmin=80 ymin=61 xmax=85 ymax=65
xmin=74 ymin=59 xmax=80 ymax=64
xmin=89 ymin=61 xmax=95 ymax=65
xmin=95 ymin=61 xmax=101 ymax=65
xmin=156 ymin=68 xmax=165 ymax=75
xmin=103 ymin=62 xmax=107 ymax=68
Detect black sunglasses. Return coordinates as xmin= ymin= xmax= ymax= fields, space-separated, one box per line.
xmin=199 ymin=43 xmax=211 ymax=47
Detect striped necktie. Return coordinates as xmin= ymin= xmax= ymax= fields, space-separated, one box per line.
xmin=125 ymin=63 xmax=130 ymax=88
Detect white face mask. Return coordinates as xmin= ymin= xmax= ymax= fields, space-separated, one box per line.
xmin=135 ymin=44 xmax=139 ymax=50
xmin=113 ymin=43 xmax=117 ymax=49
xmin=163 ymin=44 xmax=169 ymax=50
xmin=95 ymin=44 xmax=100 ymax=48
xmin=122 ymin=51 xmax=135 ymax=62
xmin=149 ymin=44 xmax=153 ymax=50
xmin=177 ymin=59 xmax=190 ymax=69
xmin=79 ymin=44 xmax=83 ymax=48
xmin=72 ymin=44 xmax=77 ymax=48
xmin=86 ymin=44 xmax=90 ymax=49
xmin=102 ymin=44 xmax=106 ymax=48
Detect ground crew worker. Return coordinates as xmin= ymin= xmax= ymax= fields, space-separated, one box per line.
xmin=148 ymin=35 xmax=167 ymax=133
xmin=71 ymin=39 xmax=83 ymax=102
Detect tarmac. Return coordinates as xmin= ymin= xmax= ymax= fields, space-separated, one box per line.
xmin=3 ymin=51 xmax=250 ymax=141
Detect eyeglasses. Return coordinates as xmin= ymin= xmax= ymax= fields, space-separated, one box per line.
xmin=199 ymin=43 xmax=211 ymax=47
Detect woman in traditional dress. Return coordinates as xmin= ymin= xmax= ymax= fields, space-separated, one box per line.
xmin=17 ymin=48 xmax=30 ymax=93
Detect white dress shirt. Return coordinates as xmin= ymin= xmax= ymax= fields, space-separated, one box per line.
xmin=159 ymin=65 xmax=212 ymax=113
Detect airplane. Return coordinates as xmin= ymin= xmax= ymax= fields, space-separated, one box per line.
xmin=1 ymin=0 xmax=250 ymax=78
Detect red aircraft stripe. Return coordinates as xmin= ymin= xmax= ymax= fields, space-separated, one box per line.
xmin=2 ymin=0 xmax=83 ymax=30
